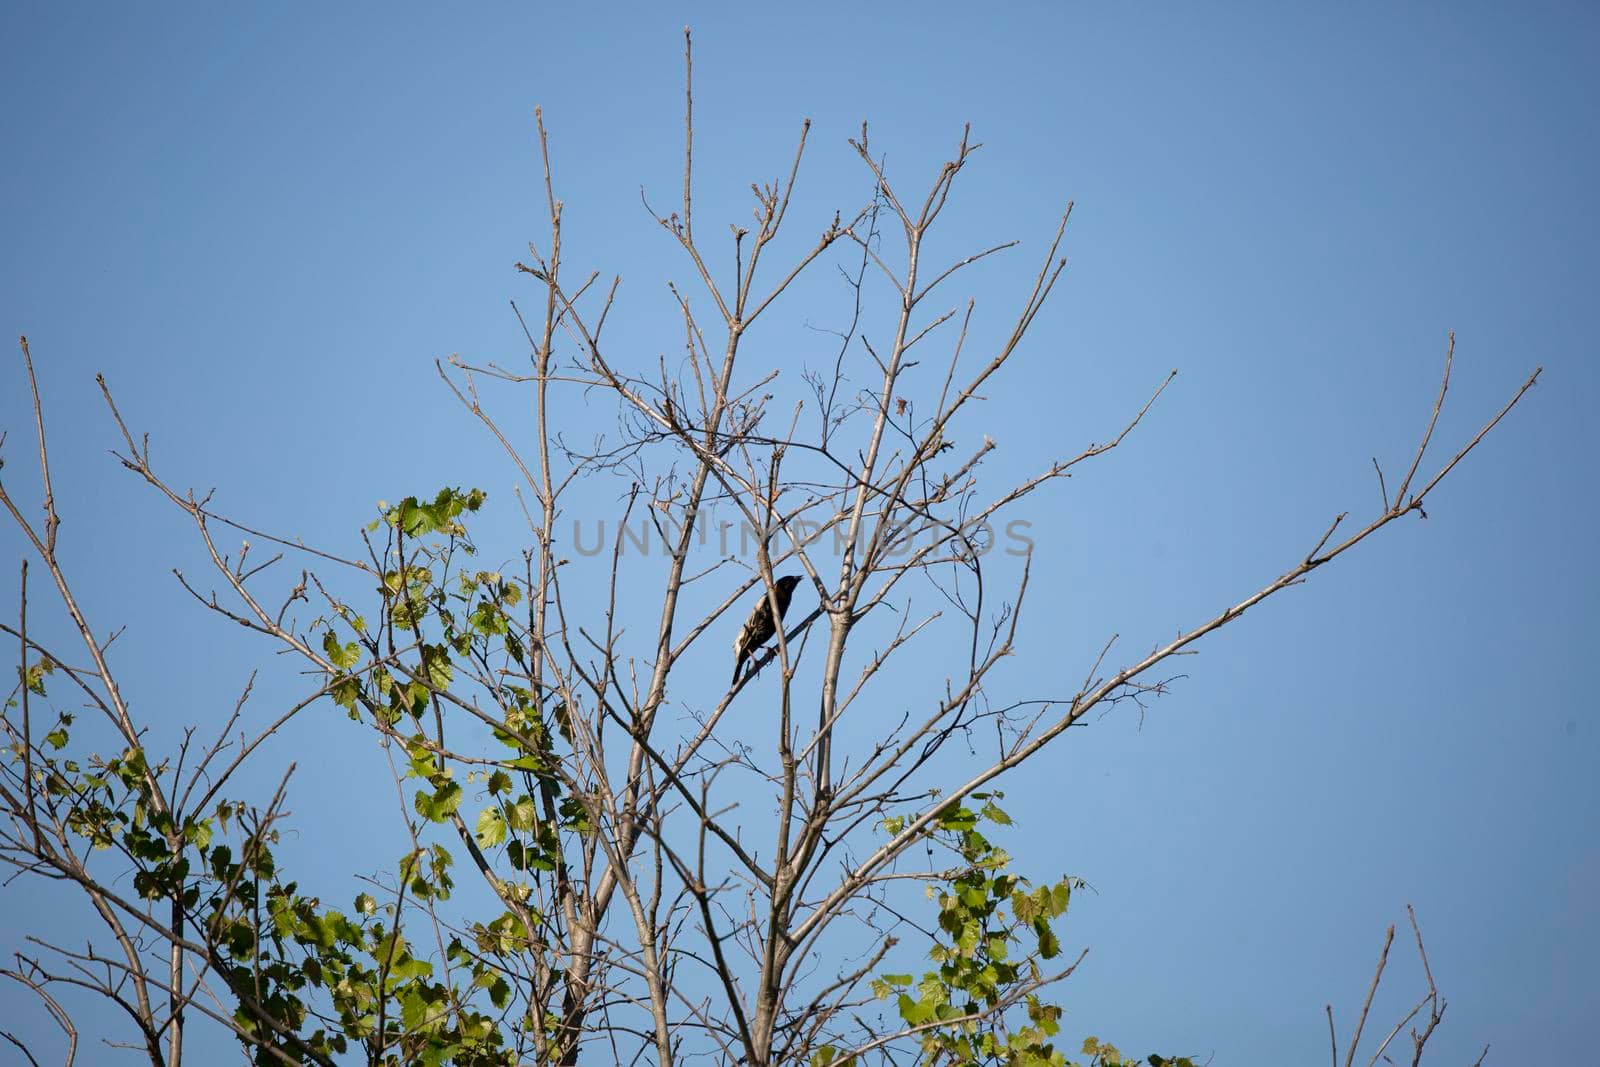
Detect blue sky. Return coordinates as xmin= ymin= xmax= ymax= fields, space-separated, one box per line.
xmin=2 ymin=3 xmax=1596 ymax=1063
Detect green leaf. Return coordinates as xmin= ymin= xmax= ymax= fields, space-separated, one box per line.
xmin=421 ymin=645 xmax=453 ymax=688
xmin=475 ymin=807 xmax=507 ymax=848
xmin=322 ymin=631 xmax=361 ymax=671
xmin=1035 ymin=918 xmax=1060 ymax=960
xmin=470 ymin=600 xmax=508 ymax=635
xmin=937 ymin=804 xmax=977 ymax=832
xmin=21 ymin=657 xmax=55 ymax=695
xmin=898 ymin=992 xmax=932 ymax=1025
xmin=397 ymin=497 xmax=439 ymax=537
xmin=184 ymin=820 xmax=213 ymax=850
xmin=979 ymin=799 xmax=1013 ymax=826
xmin=330 ymin=675 xmax=360 ymax=710
xmin=429 ymin=781 xmax=463 ymax=820
xmin=507 ymin=797 xmax=537 ymax=832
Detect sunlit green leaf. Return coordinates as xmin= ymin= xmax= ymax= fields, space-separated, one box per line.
xmin=475 ymin=807 xmax=507 ymax=848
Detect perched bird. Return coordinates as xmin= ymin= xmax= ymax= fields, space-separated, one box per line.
xmin=731 ymin=574 xmax=803 ymax=685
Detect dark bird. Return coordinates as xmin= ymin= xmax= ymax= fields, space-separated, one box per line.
xmin=731 ymin=574 xmax=803 ymax=685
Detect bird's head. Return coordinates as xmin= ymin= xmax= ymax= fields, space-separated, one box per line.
xmin=776 ymin=574 xmax=803 ymax=595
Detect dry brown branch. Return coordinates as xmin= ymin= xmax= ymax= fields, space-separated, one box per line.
xmin=1320 ymin=908 xmax=1461 ymax=1067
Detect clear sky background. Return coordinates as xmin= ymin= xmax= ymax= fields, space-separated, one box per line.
xmin=2 ymin=3 xmax=1596 ymax=1064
